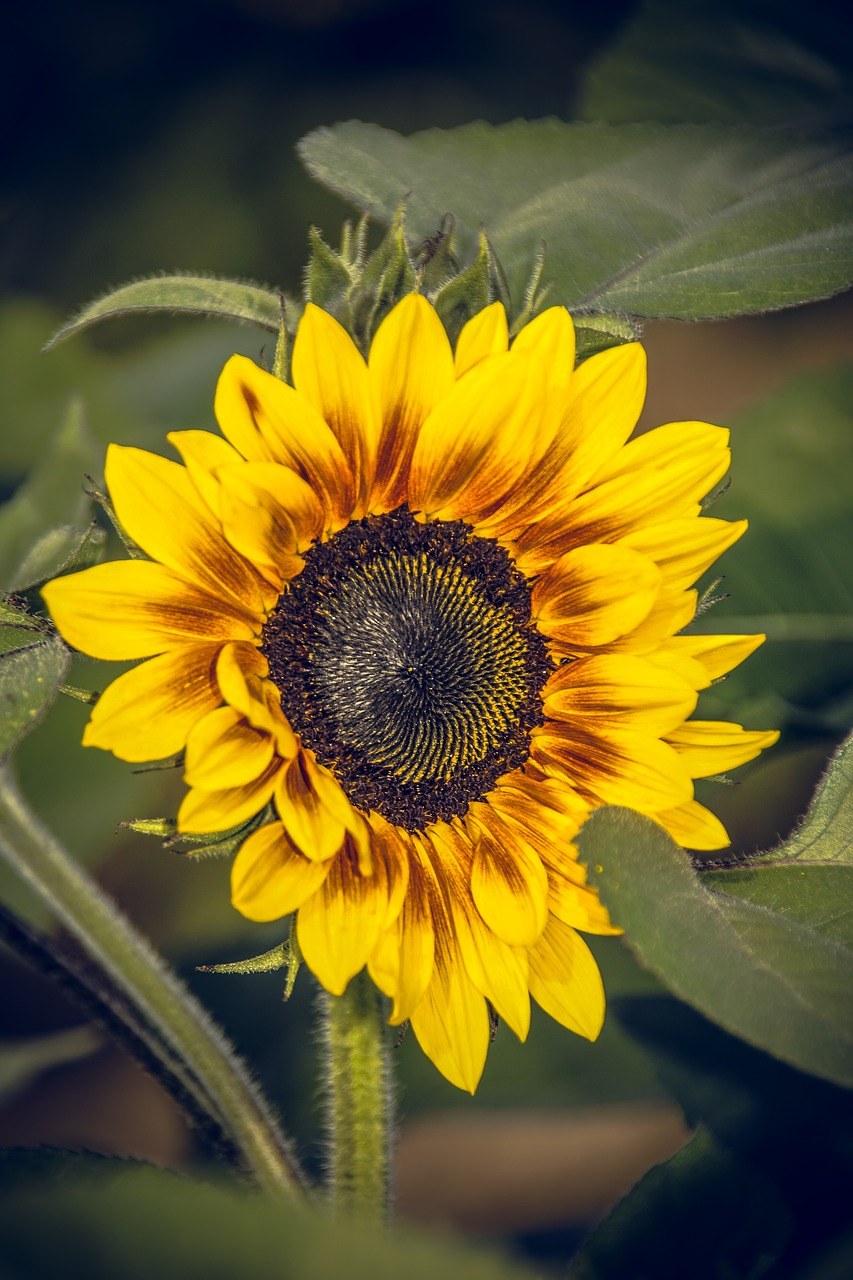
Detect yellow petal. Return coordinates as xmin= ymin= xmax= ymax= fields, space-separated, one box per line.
xmin=231 ymin=821 xmax=330 ymax=922
xmin=385 ymin=854 xmax=436 ymax=1025
xmin=500 ymin=343 xmax=646 ymax=537
xmin=533 ymin=725 xmax=694 ymax=813
xmin=105 ymin=445 xmax=266 ymax=614
xmin=622 ymin=517 xmax=748 ymax=589
xmin=468 ymin=806 xmax=548 ymax=947
xmin=532 ymin=543 xmax=661 ymax=649
xmin=665 ymin=721 xmax=780 ymax=778
xmin=274 ymin=752 xmax=348 ymax=862
xmin=297 ymin=836 xmax=390 ymax=995
xmin=167 ymin=430 xmax=243 ymax=519
xmin=511 ymin=306 xmax=575 ymax=393
xmin=82 ymin=644 xmax=222 ymax=762
xmin=661 ymin=633 xmax=766 ymax=683
xmin=410 ymin=926 xmax=490 ymax=1094
xmin=653 ymin=799 xmax=731 ymax=851
xmin=184 ymin=704 xmax=275 ymax=789
xmin=292 ymin=303 xmax=377 ymax=512
xmin=216 ymin=642 xmax=295 ymax=757
xmin=454 ymin=302 xmax=508 ymax=377
xmin=368 ymin=294 xmax=455 ymax=512
xmin=368 ymin=814 xmax=411 ymax=927
xmin=216 ymin=461 xmax=321 ymax=584
xmin=214 ymin=355 xmax=355 ymax=528
xmin=528 ymin=916 xmax=605 ymax=1040
xmin=408 ymin=350 xmax=553 ymax=524
xmin=367 ymin=926 xmax=400 ymax=999
xmin=43 ymin=561 xmax=256 ymax=660
xmin=546 ymin=864 xmax=620 ymax=935
xmin=177 ymin=759 xmax=281 ymax=834
xmin=452 ymin=898 xmax=530 ymax=1041
xmin=597 ymin=420 xmax=729 ymax=488
xmin=543 ymin=654 xmax=698 ymax=736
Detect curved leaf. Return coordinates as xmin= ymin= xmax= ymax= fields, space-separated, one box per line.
xmin=0 ymin=634 xmax=70 ymax=762
xmin=577 ymin=771 xmax=853 ymax=1086
xmin=45 ymin=274 xmax=290 ymax=350
xmin=298 ymin=119 xmax=853 ymax=319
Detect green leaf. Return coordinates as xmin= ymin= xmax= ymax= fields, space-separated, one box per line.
xmin=578 ymin=0 xmax=852 ymax=128
xmin=0 ymin=635 xmax=70 ymax=762
xmin=0 ymin=399 xmax=99 ymax=593
xmin=757 ymin=735 xmax=853 ymax=865
xmin=298 ymin=119 xmax=853 ymax=319
xmin=577 ymin=797 xmax=853 ymax=1087
xmin=0 ymin=1151 xmax=534 ymax=1280
xmin=45 ymin=274 xmax=291 ymax=349
xmin=568 ymin=1126 xmax=789 ymax=1280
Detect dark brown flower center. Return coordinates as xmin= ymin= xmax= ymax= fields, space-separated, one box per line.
xmin=262 ymin=507 xmax=549 ymax=830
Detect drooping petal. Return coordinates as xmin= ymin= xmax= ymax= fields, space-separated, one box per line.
xmin=382 ymin=852 xmax=436 ymax=1025
xmin=231 ymin=821 xmax=330 ymax=922
xmin=215 ymin=642 xmax=295 ymax=759
xmin=177 ymin=759 xmax=281 ymax=834
xmin=292 ymin=303 xmax=378 ymax=511
xmin=274 ymin=752 xmax=349 ymax=862
xmin=42 ymin=561 xmax=256 ymax=660
xmin=543 ymin=855 xmax=621 ymax=936
xmin=467 ymin=805 xmax=549 ymax=947
xmin=104 ymin=445 xmax=268 ymax=614
xmin=82 ymin=644 xmax=222 ymax=762
xmin=527 ymin=916 xmax=605 ymax=1040
xmin=532 ymin=543 xmax=661 ymax=649
xmin=184 ymin=704 xmax=275 ymax=790
xmin=452 ymin=897 xmax=531 ymax=1042
xmin=368 ymin=294 xmax=455 ymax=511
xmin=214 ymin=354 xmax=356 ymax=527
xmin=409 ymin=896 xmax=490 ymax=1093
xmin=543 ymin=654 xmax=698 ymax=737
xmin=653 ymin=799 xmax=731 ymax=851
xmin=665 ymin=721 xmax=780 ymax=778
xmin=454 ymin=302 xmax=508 ymax=377
xmin=297 ymin=835 xmax=389 ymax=995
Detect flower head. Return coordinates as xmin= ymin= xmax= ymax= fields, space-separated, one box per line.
xmin=43 ymin=296 xmax=778 ymax=1091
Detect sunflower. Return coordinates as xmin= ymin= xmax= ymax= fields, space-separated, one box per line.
xmin=43 ymin=295 xmax=778 ymax=1091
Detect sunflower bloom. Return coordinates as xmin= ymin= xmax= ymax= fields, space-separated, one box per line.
xmin=43 ymin=296 xmax=778 ymax=1091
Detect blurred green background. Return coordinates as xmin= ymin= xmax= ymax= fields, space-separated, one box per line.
xmin=1 ymin=0 xmax=852 ymax=1271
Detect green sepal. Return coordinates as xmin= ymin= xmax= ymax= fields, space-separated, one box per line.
xmin=509 ymin=242 xmax=550 ymax=336
xmin=197 ymin=940 xmax=291 ymax=977
xmin=58 ymin=683 xmax=100 ymax=706
xmin=305 ymin=226 xmax=356 ymax=311
xmin=430 ymin=233 xmax=492 ymax=344
xmin=162 ymin=806 xmax=272 ymax=860
xmin=347 ymin=207 xmax=418 ymax=350
xmin=284 ymin=919 xmax=302 ymax=1000
xmin=118 ymin=817 xmax=177 ymax=839
xmin=413 ymin=214 xmax=461 ymax=294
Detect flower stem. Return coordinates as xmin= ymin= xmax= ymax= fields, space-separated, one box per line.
xmin=321 ymin=972 xmax=393 ymax=1222
xmin=0 ymin=764 xmax=308 ymax=1203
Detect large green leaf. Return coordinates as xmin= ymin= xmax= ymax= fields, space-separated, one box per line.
xmin=569 ymin=1126 xmax=788 ymax=1280
xmin=579 ymin=0 xmax=852 ymax=128
xmin=576 ymin=735 xmax=853 ymax=1086
xmin=0 ymin=1151 xmax=533 ymax=1280
xmin=298 ymin=120 xmax=853 ymax=319
xmin=0 ymin=399 xmax=100 ymax=592
xmin=44 ymin=274 xmax=290 ymax=350
xmin=692 ymin=362 xmax=853 ymax=731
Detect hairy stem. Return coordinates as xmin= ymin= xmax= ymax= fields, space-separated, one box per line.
xmin=321 ymin=973 xmax=393 ymax=1222
xmin=0 ymin=764 xmax=307 ymax=1203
